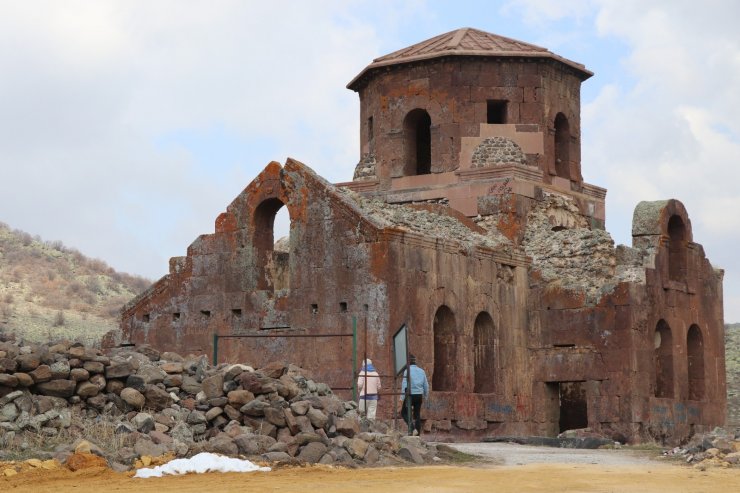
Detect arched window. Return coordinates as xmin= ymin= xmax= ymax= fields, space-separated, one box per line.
xmin=654 ymin=320 xmax=674 ymax=398
xmin=473 ymin=311 xmax=496 ymax=393
xmin=403 ymin=109 xmax=432 ymax=176
xmin=433 ymin=305 xmax=456 ymax=391
xmin=687 ymin=325 xmax=705 ymax=400
xmin=253 ymin=198 xmax=291 ymax=291
xmin=668 ymin=215 xmax=687 ymax=282
xmin=554 ymin=113 xmax=570 ymax=180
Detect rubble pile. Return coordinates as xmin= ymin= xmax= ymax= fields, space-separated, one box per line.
xmin=663 ymin=428 xmax=740 ymax=469
xmin=0 ymin=339 xmax=438 ymax=469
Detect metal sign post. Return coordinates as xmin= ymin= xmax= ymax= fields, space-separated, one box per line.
xmin=392 ymin=323 xmax=413 ymax=435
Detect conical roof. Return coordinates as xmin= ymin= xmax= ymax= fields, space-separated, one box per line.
xmin=348 ymin=27 xmax=592 ymax=90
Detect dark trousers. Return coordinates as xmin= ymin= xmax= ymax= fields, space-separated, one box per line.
xmin=401 ymin=394 xmax=423 ymax=433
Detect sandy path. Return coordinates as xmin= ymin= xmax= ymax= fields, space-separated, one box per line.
xmin=3 ymin=444 xmax=740 ymax=492
xmin=3 ymin=463 xmax=740 ymax=493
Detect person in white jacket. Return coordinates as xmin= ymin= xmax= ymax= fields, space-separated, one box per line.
xmin=357 ymin=358 xmax=381 ymax=420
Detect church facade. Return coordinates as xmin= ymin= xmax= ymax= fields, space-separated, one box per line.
xmin=119 ymin=29 xmax=726 ymax=443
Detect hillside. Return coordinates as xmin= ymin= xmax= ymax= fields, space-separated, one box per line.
xmin=0 ymin=222 xmax=150 ymax=345
xmin=726 ymin=323 xmax=740 ymax=425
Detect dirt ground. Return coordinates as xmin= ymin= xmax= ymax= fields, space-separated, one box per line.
xmin=3 ymin=444 xmax=740 ymax=493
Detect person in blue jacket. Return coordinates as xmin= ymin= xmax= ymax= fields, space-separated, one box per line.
xmin=400 ymin=354 xmax=429 ymax=436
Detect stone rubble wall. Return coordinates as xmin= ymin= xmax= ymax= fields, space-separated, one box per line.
xmin=0 ymin=339 xmax=437 ymax=468
xmin=471 ymin=137 xmax=528 ymax=168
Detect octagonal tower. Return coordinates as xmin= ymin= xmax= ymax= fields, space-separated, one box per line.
xmin=342 ymin=28 xmax=604 ymax=239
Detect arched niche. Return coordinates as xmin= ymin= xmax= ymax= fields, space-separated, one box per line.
xmin=432 ymin=304 xmax=456 ymax=391
xmin=473 ymin=311 xmax=496 ymax=393
xmin=403 ymin=109 xmax=432 ymax=176
xmin=654 ymin=320 xmax=674 ymax=398
xmin=687 ymin=324 xmax=705 ymax=400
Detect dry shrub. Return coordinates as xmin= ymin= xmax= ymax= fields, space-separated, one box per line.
xmin=53 ymin=310 xmax=65 ymax=327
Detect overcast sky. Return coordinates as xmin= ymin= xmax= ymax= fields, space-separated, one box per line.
xmin=1 ymin=1 xmax=739 ymax=321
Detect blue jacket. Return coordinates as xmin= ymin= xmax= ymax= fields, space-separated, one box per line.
xmin=401 ymin=364 xmax=429 ymax=397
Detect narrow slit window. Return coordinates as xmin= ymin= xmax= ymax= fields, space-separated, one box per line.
xmin=142 ymin=313 xmax=150 ymax=323
xmin=200 ymin=310 xmax=211 ymax=318
xmin=368 ymin=116 xmax=374 ymax=141
xmin=172 ymin=312 xmax=180 ymax=321
xmin=310 ymin=304 xmax=319 ymax=314
xmin=339 ymin=302 xmax=348 ymax=313
xmin=232 ymin=309 xmax=242 ymax=318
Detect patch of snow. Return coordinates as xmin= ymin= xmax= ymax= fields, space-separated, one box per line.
xmin=134 ymin=452 xmax=271 ymax=478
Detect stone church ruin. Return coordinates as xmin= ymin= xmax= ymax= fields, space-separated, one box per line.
xmin=120 ymin=28 xmax=726 ymax=443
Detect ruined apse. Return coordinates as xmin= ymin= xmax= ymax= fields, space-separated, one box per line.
xmin=119 ymin=28 xmax=726 ymax=444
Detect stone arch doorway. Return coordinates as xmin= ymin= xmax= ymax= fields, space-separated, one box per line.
xmin=253 ymin=197 xmax=292 ymax=292
xmin=403 ymin=109 xmax=432 ymax=176
xmin=473 ymin=311 xmax=496 ymax=393
xmin=654 ymin=320 xmax=674 ymax=398
xmin=554 ymin=113 xmax=570 ymax=179
xmin=433 ymin=305 xmax=456 ymax=391
xmin=687 ymin=324 xmax=705 ymax=400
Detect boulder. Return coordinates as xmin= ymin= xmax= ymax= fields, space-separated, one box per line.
xmin=297 ymin=442 xmax=328 ymax=463
xmin=36 ymin=380 xmax=76 ymax=398
xmin=335 ymin=417 xmax=359 ymax=438
xmin=398 ymin=446 xmax=424 ymax=464
xmin=201 ymin=373 xmax=224 ymax=399
xmin=30 ymin=365 xmax=52 ymax=383
xmin=125 ymin=374 xmax=147 ymax=392
xmin=75 ymin=381 xmax=100 ymax=398
xmin=307 ymin=407 xmax=328 ymax=430
xmin=105 ymin=360 xmax=133 ymax=379
xmin=137 ymin=365 xmax=167 ymax=385
xmin=0 ymin=374 xmax=18 ymax=388
xmin=13 ymin=373 xmax=33 ymax=387
xmin=82 ymin=361 xmax=105 ymax=374
xmin=205 ymin=407 xmax=224 ymax=421
xmin=120 ymin=388 xmax=145 ymax=410
xmin=240 ymin=400 xmax=270 ymax=417
xmin=160 ymin=362 xmax=183 ymax=374
xmin=227 ymin=389 xmax=255 ymax=407
xmin=208 ymin=435 xmax=238 ymax=456
xmin=290 ymin=401 xmax=310 ymax=416
xmin=181 ymin=375 xmax=202 ymax=394
xmin=345 ymin=438 xmax=369 ymax=459
xmin=132 ymin=413 xmax=155 ymax=433
xmin=144 ymin=385 xmax=172 ymax=411
xmin=264 ymin=406 xmax=287 ymax=427
xmin=69 ymin=368 xmax=90 ymax=382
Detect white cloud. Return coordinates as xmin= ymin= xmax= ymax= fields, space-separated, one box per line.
xmin=0 ymin=1 xmax=416 ymax=279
